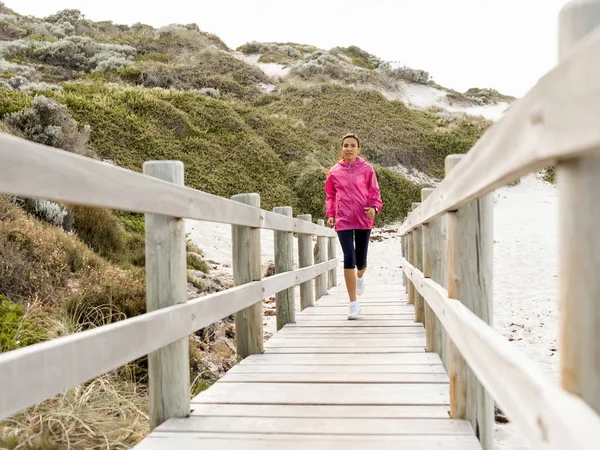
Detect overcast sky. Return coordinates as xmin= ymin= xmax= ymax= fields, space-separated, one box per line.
xmin=7 ymin=0 xmax=572 ymax=97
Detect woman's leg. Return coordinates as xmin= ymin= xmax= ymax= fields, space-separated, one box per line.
xmin=337 ymin=230 xmax=357 ymax=302
xmin=355 ymin=229 xmax=372 ymax=279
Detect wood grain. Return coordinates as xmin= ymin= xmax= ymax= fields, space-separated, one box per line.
xmin=0 ymin=258 xmax=337 ymax=420
xmin=134 ymin=435 xmax=483 ymax=450
xmin=315 ymin=219 xmax=328 ymax=299
xmin=0 ymin=134 xmax=336 ymax=236
xmin=143 ymin=161 xmax=190 ymax=429
xmin=402 ymin=257 xmax=600 ymax=450
xmin=191 ymin=382 xmax=449 ymax=405
xmin=231 ymin=193 xmax=263 ymax=359
xmin=297 ymin=214 xmax=315 ymax=310
xmin=558 ymin=0 xmax=600 ymax=417
xmin=273 ymin=206 xmax=295 ymax=330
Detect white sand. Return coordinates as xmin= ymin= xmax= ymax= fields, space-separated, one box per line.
xmin=186 ymin=174 xmax=557 ymax=449
xmin=237 ymin=53 xmax=291 ymax=79
xmin=378 ymin=81 xmax=510 ymax=121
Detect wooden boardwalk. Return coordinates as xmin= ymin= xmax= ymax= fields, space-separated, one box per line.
xmin=135 ymin=283 xmax=481 ymax=449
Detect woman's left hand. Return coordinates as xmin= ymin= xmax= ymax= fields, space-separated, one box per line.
xmin=364 ymin=207 xmax=376 ymax=219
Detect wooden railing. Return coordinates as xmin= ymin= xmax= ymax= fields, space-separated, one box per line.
xmin=399 ymin=2 xmax=600 ymax=449
xmin=0 ymin=135 xmax=338 ymax=429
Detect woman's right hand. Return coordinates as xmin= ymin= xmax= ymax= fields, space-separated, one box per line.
xmin=327 ymin=217 xmax=335 ymax=228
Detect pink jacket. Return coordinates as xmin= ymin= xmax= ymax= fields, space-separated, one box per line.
xmin=325 ymin=157 xmax=383 ymax=231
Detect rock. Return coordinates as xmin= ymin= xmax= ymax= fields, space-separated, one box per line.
xmin=263 ymin=262 xmax=275 ymax=278
xmin=209 ymin=339 xmax=235 ymax=358
xmin=495 ymin=405 xmax=510 ymax=423
xmin=188 ymin=269 xmax=233 ymax=296
xmin=187 ymin=282 xmax=200 ymax=300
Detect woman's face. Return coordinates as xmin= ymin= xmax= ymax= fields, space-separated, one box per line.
xmin=341 ymin=137 xmax=360 ymax=162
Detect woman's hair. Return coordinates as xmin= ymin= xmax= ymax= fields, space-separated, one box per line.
xmin=341 ymin=133 xmax=360 ymax=147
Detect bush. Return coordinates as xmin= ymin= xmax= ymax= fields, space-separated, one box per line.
xmin=69 ymin=205 xmax=125 ymax=260
xmin=187 ymin=252 xmax=209 ymax=273
xmin=0 ymin=197 xmax=103 ymax=304
xmin=3 ymin=36 xmax=136 ymax=72
xmin=332 ymin=45 xmax=382 ymax=70
xmin=384 ymin=65 xmax=433 ymax=85
xmin=20 ymin=198 xmax=71 ymax=229
xmin=0 ymin=295 xmax=45 ymax=352
xmin=64 ymin=266 xmax=145 ymax=327
xmin=5 ymin=95 xmax=93 ymax=156
xmin=0 ymin=17 xmax=26 ymax=40
xmin=0 ymin=87 xmax=31 ymax=117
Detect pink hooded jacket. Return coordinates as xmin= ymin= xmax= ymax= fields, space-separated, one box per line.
xmin=325 ymin=157 xmax=383 ymax=231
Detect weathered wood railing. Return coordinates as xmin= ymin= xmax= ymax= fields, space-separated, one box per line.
xmin=400 ymin=2 xmax=600 ymax=449
xmin=0 ymin=135 xmax=339 ymax=429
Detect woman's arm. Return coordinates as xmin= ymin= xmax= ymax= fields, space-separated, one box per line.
xmin=368 ymin=167 xmax=383 ymax=213
xmin=325 ymin=172 xmax=336 ymax=219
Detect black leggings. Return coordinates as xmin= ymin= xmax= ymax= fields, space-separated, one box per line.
xmin=337 ymin=229 xmax=372 ymax=270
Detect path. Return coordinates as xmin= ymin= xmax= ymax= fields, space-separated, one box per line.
xmin=135 ymin=282 xmax=481 ymax=449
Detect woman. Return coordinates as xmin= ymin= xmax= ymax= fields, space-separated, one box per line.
xmin=325 ymin=133 xmax=383 ymax=319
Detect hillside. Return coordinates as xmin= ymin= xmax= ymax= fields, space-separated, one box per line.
xmin=0 ymin=4 xmax=515 ymax=449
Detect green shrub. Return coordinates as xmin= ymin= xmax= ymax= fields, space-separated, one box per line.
xmin=59 ymin=84 xmax=297 ymax=211
xmin=5 ymin=95 xmax=93 ymax=156
xmin=114 ymin=211 xmax=145 ymax=234
xmin=543 ymin=165 xmax=556 ymax=183
xmin=373 ymin=166 xmax=423 ymax=226
xmin=64 ymin=267 xmax=145 ymax=327
xmin=0 ymin=87 xmax=32 ymax=117
xmin=332 ymin=45 xmax=382 ymax=70
xmin=70 ymin=205 xmax=126 ymax=260
xmin=0 ymin=295 xmax=45 ymax=352
xmin=187 ymin=252 xmax=209 ymax=273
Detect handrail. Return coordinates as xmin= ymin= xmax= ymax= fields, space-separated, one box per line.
xmin=0 ymin=258 xmax=338 ymax=420
xmin=399 ymin=26 xmax=600 ymax=235
xmin=397 ymin=4 xmax=600 ymax=448
xmin=0 ymin=133 xmax=336 ymax=238
xmin=402 ymin=258 xmax=600 ymax=450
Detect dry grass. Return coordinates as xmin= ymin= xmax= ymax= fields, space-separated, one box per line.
xmin=0 ymin=374 xmax=149 ymax=450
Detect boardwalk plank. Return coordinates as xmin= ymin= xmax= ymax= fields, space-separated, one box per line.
xmin=134 ymin=284 xmax=481 ymax=450
xmin=188 ymin=404 xmax=451 ymax=418
xmin=135 ymin=435 xmax=482 ymax=450
xmin=191 ymin=382 xmax=449 ymax=405
xmin=155 ymin=416 xmax=474 ymax=435
xmin=219 ymin=372 xmax=448 ymax=383
xmin=239 ymin=353 xmax=441 ymax=365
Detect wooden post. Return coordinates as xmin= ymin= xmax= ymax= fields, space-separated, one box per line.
xmin=298 ymin=214 xmax=314 ymax=310
xmin=143 ymin=161 xmax=190 ymax=430
xmin=412 ymin=202 xmax=424 ymax=323
xmin=402 ymin=236 xmax=408 ymax=292
xmin=274 ymin=206 xmax=295 ymax=331
xmin=327 ymin=236 xmax=337 ymax=289
xmin=445 ymin=154 xmax=493 ymax=449
xmin=421 ymin=188 xmax=436 ymax=353
xmin=315 ymin=219 xmax=327 ymax=299
xmin=558 ymin=0 xmax=600 ymax=415
xmin=407 ymin=230 xmax=414 ymax=304
xmin=231 ymin=193 xmax=263 ymax=359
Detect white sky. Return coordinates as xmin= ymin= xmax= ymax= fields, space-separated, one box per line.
xmin=7 ymin=0 xmax=572 ymax=97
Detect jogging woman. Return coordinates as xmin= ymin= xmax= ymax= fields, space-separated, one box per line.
xmin=325 ymin=133 xmax=383 ymax=319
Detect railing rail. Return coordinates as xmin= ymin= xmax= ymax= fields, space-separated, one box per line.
xmin=0 ymin=135 xmax=339 ymax=426
xmin=0 ymin=133 xmax=336 ymax=237
xmin=399 ymin=2 xmax=600 ymax=449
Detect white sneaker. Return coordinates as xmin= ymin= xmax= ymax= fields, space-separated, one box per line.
xmin=357 ymin=277 xmax=365 ymax=296
xmin=348 ymin=301 xmax=361 ymax=320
